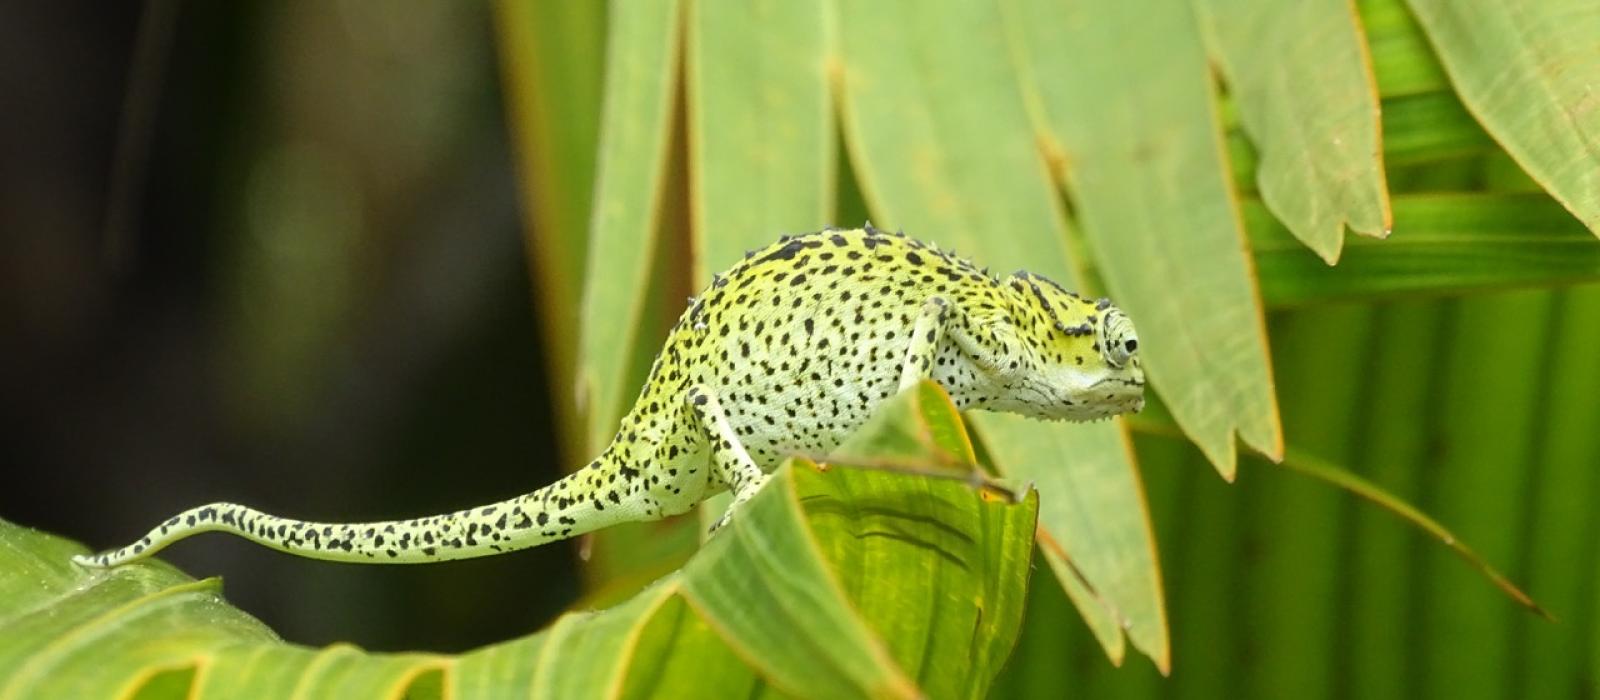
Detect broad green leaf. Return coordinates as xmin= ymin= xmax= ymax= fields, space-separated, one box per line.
xmin=781 ymin=463 xmax=1036 ymax=699
xmin=988 ymin=562 xmax=1090 ymax=697
xmin=616 ymin=595 xmax=759 ymax=699
xmin=688 ymin=0 xmax=833 ymax=281
xmin=1249 ymin=193 xmax=1600 ymax=306
xmin=679 ymin=463 xmax=917 ymax=699
xmin=832 ymin=0 xmax=1077 ymax=283
xmin=1517 ymin=285 xmax=1600 ymax=699
xmin=1 ymin=390 xmax=1036 ymax=699
xmin=830 ymin=0 xmax=1164 ymax=666
xmin=975 ymin=413 xmax=1170 ymax=673
xmin=493 ymin=1 xmax=606 ymax=462
xmin=1004 ymin=0 xmax=1283 ymax=476
xmin=1405 ymin=0 xmax=1600 ymax=235
xmin=1197 ymin=0 xmax=1390 ymax=263
xmin=1222 ymin=89 xmax=1491 ymax=194
xmin=568 ymin=0 xmax=704 ymax=591
xmin=575 ymin=0 xmax=682 ymax=455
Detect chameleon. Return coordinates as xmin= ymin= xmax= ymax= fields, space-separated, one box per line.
xmin=75 ymin=225 xmax=1145 ymax=568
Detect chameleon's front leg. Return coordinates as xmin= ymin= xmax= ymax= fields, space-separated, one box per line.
xmin=686 ymin=384 xmax=768 ymax=531
xmin=898 ymin=296 xmax=952 ymax=391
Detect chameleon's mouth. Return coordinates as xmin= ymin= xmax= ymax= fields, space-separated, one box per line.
xmin=1084 ymin=377 xmax=1146 ymax=417
xmin=1006 ymin=377 xmax=1145 ymax=423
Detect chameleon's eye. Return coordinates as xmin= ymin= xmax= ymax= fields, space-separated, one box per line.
xmin=1106 ymin=335 xmax=1137 ymax=367
xmin=1099 ymin=308 xmax=1138 ymax=368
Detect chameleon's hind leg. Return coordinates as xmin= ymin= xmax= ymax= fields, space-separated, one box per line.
xmin=898 ymin=296 xmax=952 ymax=391
xmin=686 ymin=384 xmax=768 ymax=532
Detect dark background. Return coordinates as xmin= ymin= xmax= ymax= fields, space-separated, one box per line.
xmin=1 ymin=2 xmax=582 ymax=651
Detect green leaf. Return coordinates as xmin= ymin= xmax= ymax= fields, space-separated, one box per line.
xmin=1249 ymin=193 xmax=1600 ymax=306
xmin=828 ymin=0 xmax=1168 ymax=667
xmin=1003 ymin=0 xmax=1283 ymax=476
xmin=1405 ymin=0 xmax=1600 ymax=235
xmin=1196 ymin=0 xmax=1390 ymax=262
xmin=493 ymin=1 xmax=607 ymax=463
xmin=1 ymin=389 xmax=1036 ymax=699
xmin=688 ymin=0 xmax=833 ymax=281
xmin=575 ymin=0 xmax=683 ymax=455
xmin=974 ymin=415 xmax=1170 ymax=673
xmin=1222 ymin=89 xmax=1492 ymax=194
xmin=832 ymin=0 xmax=1078 ymax=284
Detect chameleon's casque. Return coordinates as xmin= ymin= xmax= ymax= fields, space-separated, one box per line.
xmin=77 ymin=226 xmax=1144 ymax=567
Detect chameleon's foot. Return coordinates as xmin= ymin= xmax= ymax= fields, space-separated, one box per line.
xmin=708 ymin=473 xmax=770 ymax=535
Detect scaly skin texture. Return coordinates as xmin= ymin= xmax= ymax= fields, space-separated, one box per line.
xmin=76 ymin=226 xmax=1145 ymax=567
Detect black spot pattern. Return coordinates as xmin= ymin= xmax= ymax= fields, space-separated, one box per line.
xmin=76 ymin=228 xmax=1145 ymax=568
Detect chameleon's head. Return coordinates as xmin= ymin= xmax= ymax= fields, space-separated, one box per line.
xmin=986 ymin=271 xmax=1145 ymax=422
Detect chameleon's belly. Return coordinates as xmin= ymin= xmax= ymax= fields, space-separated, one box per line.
xmin=720 ymin=366 xmax=901 ymax=470
xmin=703 ymin=310 xmax=909 ymax=470
xmin=711 ymin=325 xmax=979 ymax=470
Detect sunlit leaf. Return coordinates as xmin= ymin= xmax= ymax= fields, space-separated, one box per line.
xmin=976 ymin=413 xmax=1170 ymax=673
xmin=1197 ymin=0 xmax=1390 ymax=262
xmin=688 ymin=0 xmax=833 ymax=281
xmin=494 ymin=1 xmax=607 ymax=463
xmin=1004 ymin=0 xmax=1283 ymax=476
xmin=1406 ymin=0 xmax=1600 ymax=235
xmin=575 ymin=0 xmax=683 ymax=455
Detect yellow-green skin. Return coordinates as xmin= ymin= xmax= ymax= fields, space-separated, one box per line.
xmin=76 ymin=226 xmax=1145 ymax=567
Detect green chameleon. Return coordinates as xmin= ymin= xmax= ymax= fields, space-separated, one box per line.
xmin=76 ymin=226 xmax=1145 ymax=568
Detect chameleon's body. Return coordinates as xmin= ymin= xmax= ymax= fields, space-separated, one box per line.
xmin=76 ymin=226 xmax=1144 ymax=568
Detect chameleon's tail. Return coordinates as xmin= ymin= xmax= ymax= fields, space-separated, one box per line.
xmin=74 ymin=456 xmax=640 ymax=567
